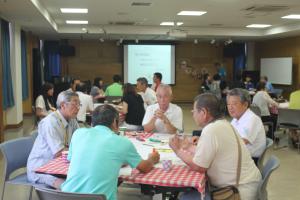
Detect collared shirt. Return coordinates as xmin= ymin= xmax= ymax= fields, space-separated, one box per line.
xmin=151 ymin=82 xmax=162 ymax=92
xmin=76 ymin=91 xmax=93 ymax=122
xmin=105 ymin=83 xmax=123 ymax=96
xmin=252 ymin=91 xmax=277 ymax=116
xmin=265 ymin=81 xmax=274 ymax=93
xmin=231 ymin=109 xmax=266 ymax=158
xmin=27 ymin=110 xmax=79 ymax=184
xmin=193 ymin=120 xmax=261 ymax=193
xmin=61 ymin=125 xmax=142 ymax=200
xmin=138 ymin=87 xmax=157 ymax=109
xmin=142 ymin=103 xmax=183 ymax=133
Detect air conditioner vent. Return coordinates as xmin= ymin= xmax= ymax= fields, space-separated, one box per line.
xmin=131 ymin=2 xmax=152 ymax=6
xmin=244 ymin=5 xmax=289 ymax=12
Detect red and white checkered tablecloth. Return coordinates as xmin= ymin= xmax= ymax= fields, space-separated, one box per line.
xmin=120 ymin=165 xmax=206 ymax=193
xmin=36 ymin=157 xmax=206 ymax=194
xmin=36 ymin=157 xmax=69 ymax=176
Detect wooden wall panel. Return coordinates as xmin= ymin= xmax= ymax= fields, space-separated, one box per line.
xmin=255 ymin=36 xmax=300 ymax=96
xmin=65 ymin=40 xmax=230 ymax=102
xmin=22 ymin=33 xmax=39 ymax=114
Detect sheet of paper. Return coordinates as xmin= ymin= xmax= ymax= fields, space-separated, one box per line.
xmin=119 ymin=165 xmax=133 ymax=176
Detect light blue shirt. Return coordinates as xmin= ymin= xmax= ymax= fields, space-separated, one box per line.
xmin=61 ymin=125 xmax=142 ymax=200
xmin=27 ymin=111 xmax=79 ymax=186
xmin=266 ymin=81 xmax=274 ymax=93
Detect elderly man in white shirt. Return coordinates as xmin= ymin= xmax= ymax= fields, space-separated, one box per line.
xmin=227 ymin=88 xmax=266 ymax=164
xmin=75 ymin=82 xmax=93 ymax=125
xmin=142 ymin=84 xmax=183 ymax=134
xmin=136 ymin=77 xmax=157 ymax=108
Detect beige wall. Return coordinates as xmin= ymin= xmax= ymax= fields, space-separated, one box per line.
xmin=65 ymin=40 xmax=232 ymax=102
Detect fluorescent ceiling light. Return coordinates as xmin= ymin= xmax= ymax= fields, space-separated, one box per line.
xmin=61 ymin=8 xmax=88 ymax=13
xmin=177 ymin=11 xmax=207 ymax=16
xmin=282 ymin=14 xmax=300 ymax=19
xmin=160 ymin=22 xmax=183 ymax=26
xmin=66 ymin=20 xmax=88 ymax=24
xmin=246 ymin=24 xmax=271 ymax=28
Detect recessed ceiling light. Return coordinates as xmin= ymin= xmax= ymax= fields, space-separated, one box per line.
xmin=61 ymin=8 xmax=88 ymax=13
xmin=160 ymin=22 xmax=183 ymax=26
xmin=66 ymin=20 xmax=88 ymax=24
xmin=246 ymin=24 xmax=271 ymax=28
xmin=282 ymin=14 xmax=300 ymax=19
xmin=177 ymin=11 xmax=207 ymax=16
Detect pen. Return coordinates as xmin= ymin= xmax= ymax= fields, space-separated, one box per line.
xmin=142 ymin=143 xmax=154 ymax=147
xmin=149 ymin=138 xmax=161 ymax=143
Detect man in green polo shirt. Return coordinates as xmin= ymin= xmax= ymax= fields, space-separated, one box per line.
xmin=105 ymin=75 xmax=123 ymax=96
xmin=61 ymin=104 xmax=160 ymax=200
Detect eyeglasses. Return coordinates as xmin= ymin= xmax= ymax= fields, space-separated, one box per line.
xmin=66 ymin=102 xmax=81 ymax=108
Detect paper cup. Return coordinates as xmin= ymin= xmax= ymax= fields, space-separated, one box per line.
xmin=162 ymin=160 xmax=172 ymax=171
xmin=119 ymin=126 xmax=127 ymax=136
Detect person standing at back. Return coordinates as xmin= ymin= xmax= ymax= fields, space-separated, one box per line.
xmin=151 ymin=72 xmax=162 ymax=92
xmin=105 ymin=75 xmax=123 ymax=96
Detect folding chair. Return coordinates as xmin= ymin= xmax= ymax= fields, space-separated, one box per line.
xmin=274 ymin=108 xmax=300 ymax=149
xmin=0 ymin=135 xmax=48 ymax=200
xmin=257 ymin=156 xmax=280 ymax=200
xmin=257 ymin=138 xmax=273 ymax=172
xmin=35 ymin=187 xmax=106 ymax=200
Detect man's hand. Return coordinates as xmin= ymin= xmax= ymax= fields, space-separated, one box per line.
xmin=169 ymin=136 xmax=181 ymax=153
xmin=154 ymin=109 xmax=167 ymax=121
xmin=148 ymin=151 xmax=160 ymax=164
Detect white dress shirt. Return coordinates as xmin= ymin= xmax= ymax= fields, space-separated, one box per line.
xmin=138 ymin=87 xmax=157 ymax=109
xmin=76 ymin=92 xmax=93 ymax=122
xmin=142 ymin=103 xmax=183 ymax=133
xmin=231 ymin=109 xmax=266 ymax=158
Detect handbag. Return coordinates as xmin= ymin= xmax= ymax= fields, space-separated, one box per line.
xmin=210 ymin=125 xmax=242 ymax=200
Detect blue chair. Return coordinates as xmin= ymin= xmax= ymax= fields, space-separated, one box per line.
xmin=257 ymin=156 xmax=280 ymax=200
xmin=0 ymin=135 xmax=47 ymax=200
xmin=257 ymin=138 xmax=273 ymax=172
xmin=35 ymin=187 xmax=106 ymax=200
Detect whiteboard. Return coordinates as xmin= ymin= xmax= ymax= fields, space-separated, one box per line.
xmin=260 ymin=57 xmax=292 ymax=85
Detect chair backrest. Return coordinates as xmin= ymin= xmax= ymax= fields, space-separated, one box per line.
xmin=0 ymin=136 xmax=35 ymax=180
xmin=35 ymin=187 xmax=106 ymax=200
xmin=257 ymin=138 xmax=273 ymax=171
xmin=258 ymin=156 xmax=280 ymax=200
xmin=276 ymin=108 xmax=300 ymax=129
xmin=250 ymin=105 xmax=261 ymax=117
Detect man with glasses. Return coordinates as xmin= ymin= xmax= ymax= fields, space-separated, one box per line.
xmin=27 ymin=91 xmax=80 ymax=189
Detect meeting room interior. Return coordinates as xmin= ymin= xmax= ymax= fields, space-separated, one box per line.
xmin=1 ymin=0 xmax=300 ymax=200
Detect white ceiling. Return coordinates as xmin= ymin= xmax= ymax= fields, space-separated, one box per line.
xmin=1 ymin=0 xmax=300 ymax=41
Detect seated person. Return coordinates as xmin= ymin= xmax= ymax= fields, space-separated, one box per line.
xmin=151 ymin=72 xmax=163 ymax=92
xmin=119 ymin=83 xmax=145 ymax=131
xmin=244 ymin=76 xmax=254 ymax=90
xmin=90 ymin=77 xmax=105 ymax=103
xmin=227 ymin=88 xmax=266 ymax=164
xmin=136 ymin=77 xmax=157 ymax=108
xmin=169 ymin=93 xmax=261 ymax=200
xmin=105 ymin=74 xmax=123 ymax=96
xmin=61 ymin=105 xmax=160 ymax=200
xmin=66 ymin=77 xmax=81 ymax=92
xmin=142 ymin=84 xmax=183 ymax=134
xmin=288 ymin=89 xmax=300 ymax=146
xmin=260 ymin=76 xmax=274 ymax=93
xmin=201 ymin=73 xmax=212 ymax=92
xmin=252 ymin=82 xmax=278 ymax=138
xmin=27 ymin=91 xmax=80 ymax=189
xmin=35 ymin=82 xmax=56 ymax=120
xmin=76 ymin=82 xmax=93 ymax=125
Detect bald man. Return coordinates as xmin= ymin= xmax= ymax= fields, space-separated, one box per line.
xmin=142 ymin=84 xmax=183 ymax=134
